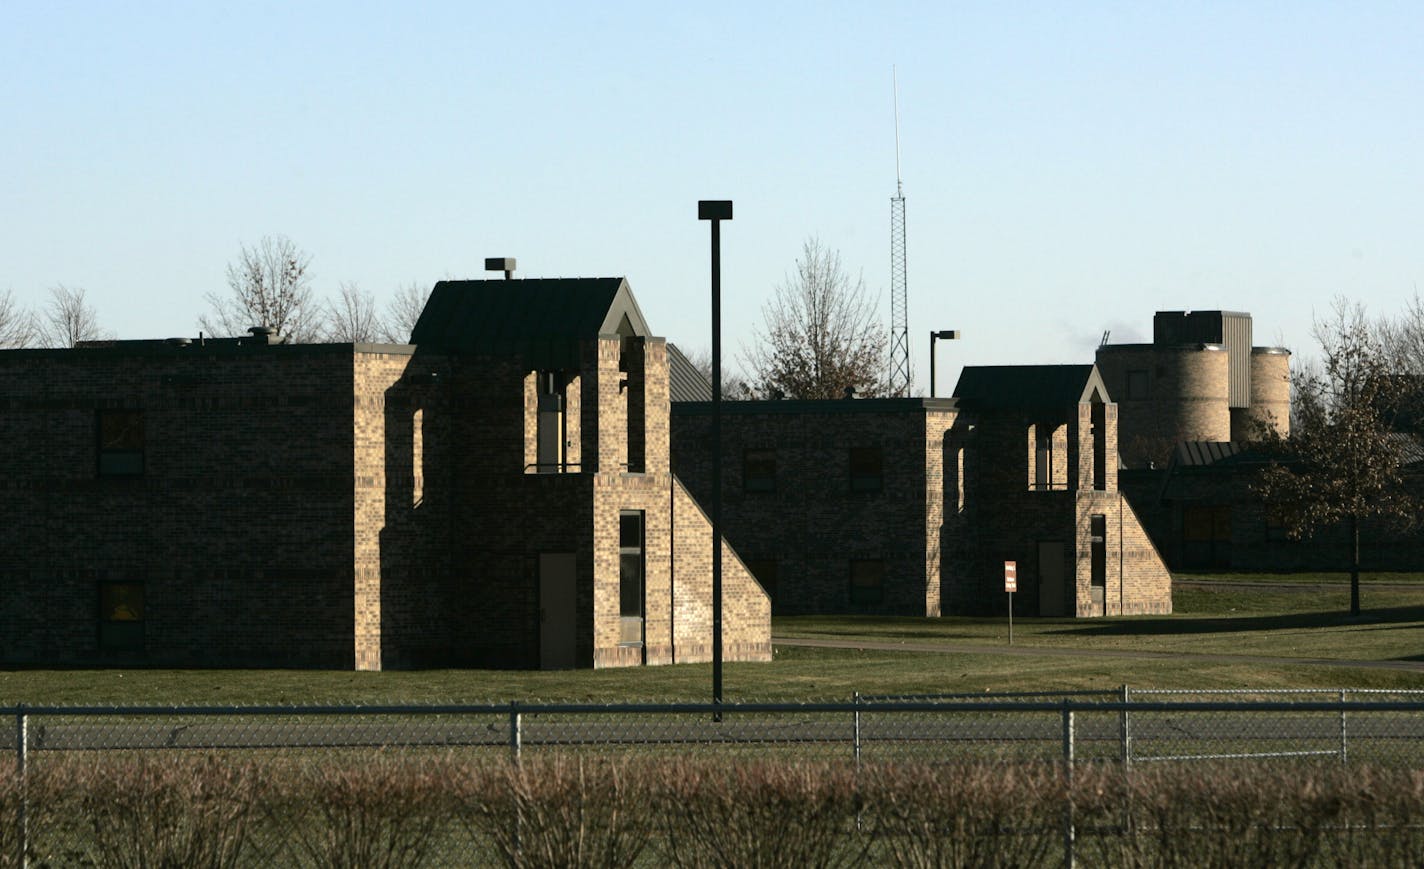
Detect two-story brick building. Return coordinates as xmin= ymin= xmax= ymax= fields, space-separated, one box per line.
xmin=0 ymin=276 xmax=771 ymax=670
xmin=670 ymin=363 xmax=1172 ymax=618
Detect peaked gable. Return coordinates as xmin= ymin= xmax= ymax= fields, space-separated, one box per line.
xmin=952 ymin=364 xmax=1112 ymax=410
xmin=409 ymin=277 xmax=651 ymax=368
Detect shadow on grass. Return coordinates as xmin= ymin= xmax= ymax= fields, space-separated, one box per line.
xmin=1041 ymin=604 xmax=1424 ymax=638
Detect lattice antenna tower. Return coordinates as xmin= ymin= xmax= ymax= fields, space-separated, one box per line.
xmin=889 ymin=67 xmax=911 ymax=395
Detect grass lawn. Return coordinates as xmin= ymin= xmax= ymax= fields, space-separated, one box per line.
xmin=778 ymin=576 xmax=1424 ymax=666
xmin=3 ymin=575 xmax=1423 ymax=706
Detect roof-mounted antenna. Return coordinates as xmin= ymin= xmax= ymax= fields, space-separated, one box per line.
xmin=485 ymin=257 xmax=516 ymax=280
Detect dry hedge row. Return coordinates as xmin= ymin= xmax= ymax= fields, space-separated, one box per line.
xmin=3 ymin=755 xmax=1424 ymax=867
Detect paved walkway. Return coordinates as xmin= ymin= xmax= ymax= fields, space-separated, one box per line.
xmin=773 ymin=636 xmax=1424 ymax=673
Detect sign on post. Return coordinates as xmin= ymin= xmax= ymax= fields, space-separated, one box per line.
xmin=1004 ymin=561 xmax=1016 ymax=645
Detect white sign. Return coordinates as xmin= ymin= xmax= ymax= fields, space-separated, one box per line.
xmin=1004 ymin=560 xmax=1017 ymax=593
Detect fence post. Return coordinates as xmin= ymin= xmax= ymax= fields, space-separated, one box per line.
xmin=16 ymin=705 xmax=27 ymax=869
xmin=852 ymin=692 xmax=862 ymax=767
xmin=1339 ymin=689 xmax=1348 ymax=764
xmin=1120 ymin=684 xmax=1131 ymax=767
xmin=509 ymin=701 xmax=522 ymax=764
xmin=1062 ymin=701 xmax=1075 ymax=869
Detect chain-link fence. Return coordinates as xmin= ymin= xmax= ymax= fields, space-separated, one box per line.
xmin=7 ymin=691 xmax=1424 ymax=866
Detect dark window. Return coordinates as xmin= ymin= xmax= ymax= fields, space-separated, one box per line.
xmin=1034 ymin=431 xmax=1053 ymax=490
xmin=99 ymin=582 xmax=145 ymax=652
xmin=1089 ymin=515 xmax=1107 ymax=589
xmin=849 ymin=447 xmax=883 ymax=493
xmin=1265 ymin=508 xmax=1293 ymax=542
xmin=619 ymin=511 xmax=644 ymax=645
xmin=745 ymin=559 xmax=778 ymax=603
xmin=1182 ymin=505 xmax=1232 ymax=569
xmin=849 ymin=559 xmax=884 ymax=606
xmin=1126 ymin=370 xmax=1149 ymax=400
xmin=98 ymin=410 xmax=144 ymax=476
xmin=743 ymin=448 xmax=776 ymax=493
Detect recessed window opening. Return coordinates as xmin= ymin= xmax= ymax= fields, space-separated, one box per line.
xmin=536 ymin=370 xmax=566 ymax=473
xmin=849 ymin=447 xmax=883 ymax=493
xmin=619 ymin=511 xmax=644 ymax=646
xmin=99 ymin=581 xmax=145 ymax=652
xmin=744 ymin=448 xmax=776 ymax=493
xmin=849 ymin=559 xmax=885 ymax=606
xmin=98 ymin=410 xmax=144 ymax=476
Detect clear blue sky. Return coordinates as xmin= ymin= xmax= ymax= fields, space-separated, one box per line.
xmin=4 ymin=2 xmax=1420 ymax=390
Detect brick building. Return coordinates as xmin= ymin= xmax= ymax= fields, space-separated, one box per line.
xmin=0 ymin=277 xmax=770 ymax=670
xmin=670 ymin=363 xmax=1172 ymax=617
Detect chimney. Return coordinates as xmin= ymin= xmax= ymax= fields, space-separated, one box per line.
xmin=485 ymin=257 xmax=516 ymax=280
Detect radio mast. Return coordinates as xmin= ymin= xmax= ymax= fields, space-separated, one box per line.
xmin=889 ymin=67 xmax=911 ymax=395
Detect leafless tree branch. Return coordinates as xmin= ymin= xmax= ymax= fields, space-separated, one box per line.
xmin=740 ymin=238 xmax=889 ymax=400
xmin=0 ymin=289 xmax=37 ymax=348
xmin=41 ymin=285 xmax=111 ymax=347
xmin=201 ymin=235 xmax=318 ymax=341
xmin=322 ymin=282 xmax=386 ymax=343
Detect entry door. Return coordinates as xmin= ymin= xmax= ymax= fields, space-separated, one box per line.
xmin=539 ymin=553 xmax=577 ymax=669
xmin=1038 ymin=541 xmax=1066 ymax=617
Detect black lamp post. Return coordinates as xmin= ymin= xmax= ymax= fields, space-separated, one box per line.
xmin=698 ymin=200 xmax=732 ymax=714
xmin=929 ymin=329 xmax=960 ymax=398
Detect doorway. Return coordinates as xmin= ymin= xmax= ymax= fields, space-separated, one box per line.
xmin=539 ymin=553 xmax=577 ymax=669
xmin=1038 ymin=541 xmax=1066 ymax=617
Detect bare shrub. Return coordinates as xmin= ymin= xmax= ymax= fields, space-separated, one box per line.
xmin=48 ymin=754 xmax=259 ymax=869
xmin=863 ymin=761 xmax=1065 ymax=868
xmin=264 ymin=754 xmax=447 ymax=869
xmin=1073 ymin=762 xmax=1331 ymax=868
xmin=456 ymin=756 xmax=652 ymax=869
xmin=1316 ymin=765 xmax=1424 ymax=866
xmin=653 ymin=759 xmax=869 ymax=868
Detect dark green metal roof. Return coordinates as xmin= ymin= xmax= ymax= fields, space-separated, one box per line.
xmin=409 ymin=277 xmax=650 ymax=368
xmin=952 ymin=364 xmax=1110 ymax=410
xmin=667 ymin=343 xmax=713 ymax=402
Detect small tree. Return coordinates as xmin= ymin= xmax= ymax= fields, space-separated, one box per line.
xmin=741 ymin=238 xmax=888 ymax=400
xmin=1254 ymin=299 xmax=1419 ymax=616
xmin=41 ymin=285 xmax=111 ymax=347
xmin=322 ymin=282 xmax=386 ymax=343
xmin=202 ymin=235 xmax=318 ymax=341
xmin=0 ymin=289 xmax=37 ymax=348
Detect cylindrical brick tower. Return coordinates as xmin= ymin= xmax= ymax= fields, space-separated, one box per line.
xmin=1160 ymin=343 xmax=1231 ymax=444
xmin=1241 ymin=346 xmax=1291 ymax=438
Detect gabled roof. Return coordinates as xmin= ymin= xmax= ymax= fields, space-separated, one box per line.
xmin=409 ymin=277 xmax=651 ymax=368
xmin=951 ymin=364 xmax=1110 ymax=410
xmin=667 ymin=343 xmax=713 ymax=402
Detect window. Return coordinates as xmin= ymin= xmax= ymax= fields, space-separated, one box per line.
xmin=849 ymin=559 xmax=884 ymax=606
xmin=743 ymin=448 xmax=776 ymax=494
xmin=1126 ymin=370 xmax=1149 ymax=400
xmin=1089 ymin=515 xmax=1107 ymax=589
xmin=1034 ymin=430 xmax=1053 ymax=490
xmin=97 ymin=410 xmax=144 ymax=476
xmin=536 ymin=371 xmax=566 ymax=474
xmin=619 ymin=511 xmax=644 ymax=645
xmin=1265 ymin=508 xmax=1293 ymax=542
xmin=99 ymin=582 xmax=145 ymax=652
xmin=849 ymin=447 xmax=883 ymax=493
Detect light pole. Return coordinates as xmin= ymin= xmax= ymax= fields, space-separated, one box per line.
xmin=698 ymin=199 xmax=732 ymax=715
xmin=929 ymin=329 xmax=960 ymax=398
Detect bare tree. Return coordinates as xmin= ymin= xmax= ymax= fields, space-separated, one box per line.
xmin=741 ymin=238 xmax=889 ymax=400
xmin=323 ymin=282 xmax=386 ymax=343
xmin=1254 ymin=298 xmax=1419 ymax=616
xmin=41 ymin=285 xmax=111 ymax=347
xmin=381 ymin=281 xmax=430 ymax=344
xmin=0 ymin=289 xmax=37 ymax=348
xmin=680 ymin=345 xmax=753 ymax=399
xmin=201 ymin=235 xmax=318 ymax=341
